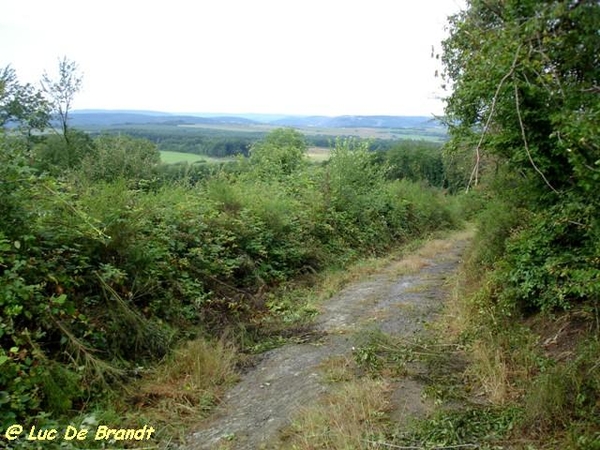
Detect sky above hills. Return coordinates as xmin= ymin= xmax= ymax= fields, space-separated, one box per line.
xmin=2 ymin=0 xmax=464 ymax=117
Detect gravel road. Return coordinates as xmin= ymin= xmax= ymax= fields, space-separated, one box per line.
xmin=182 ymin=232 xmax=470 ymax=449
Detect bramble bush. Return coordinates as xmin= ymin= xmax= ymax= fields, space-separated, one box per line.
xmin=0 ymin=128 xmax=457 ymax=428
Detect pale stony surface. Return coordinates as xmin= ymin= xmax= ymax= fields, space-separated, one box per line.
xmin=182 ymin=234 xmax=469 ymax=450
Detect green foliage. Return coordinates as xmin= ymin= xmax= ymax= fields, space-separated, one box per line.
xmin=386 ymin=4 xmax=600 ymax=448
xmin=498 ymin=202 xmax=600 ymax=312
xmin=96 ymin=125 xmax=255 ymax=157
xmin=41 ymin=57 xmax=82 ymax=142
xmin=248 ymin=128 xmax=307 ymax=179
xmin=327 ymin=137 xmax=384 ymax=205
xmin=525 ymin=337 xmax=600 ymax=431
xmin=0 ymin=65 xmax=51 ymax=139
xmin=382 ymin=140 xmax=445 ymax=187
xmin=0 ymin=122 xmax=457 ymax=429
xmin=156 ymin=159 xmax=213 ymax=184
xmin=33 ymin=129 xmax=95 ymax=173
xmin=79 ymin=134 xmax=161 ymax=182
xmin=352 ymin=329 xmax=414 ymax=375
xmin=467 ymin=197 xmax=528 ymax=273
xmin=443 ymin=0 xmax=600 ymax=200
xmin=443 ymin=0 xmax=600 ymax=312
xmin=396 ymin=406 xmax=522 ymax=448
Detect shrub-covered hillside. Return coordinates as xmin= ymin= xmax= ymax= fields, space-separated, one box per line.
xmin=0 ymin=66 xmax=457 ymax=434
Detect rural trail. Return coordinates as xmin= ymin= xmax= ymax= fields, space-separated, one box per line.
xmin=182 ymin=230 xmax=471 ymax=450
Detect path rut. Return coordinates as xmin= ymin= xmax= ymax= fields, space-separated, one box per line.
xmin=182 ymin=233 xmax=470 ymax=449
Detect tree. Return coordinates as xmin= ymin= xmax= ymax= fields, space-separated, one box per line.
xmin=0 ymin=65 xmax=51 ymax=140
xmin=0 ymin=65 xmax=20 ymax=127
xmin=249 ymin=128 xmax=307 ymax=179
xmin=79 ymin=134 xmax=161 ymax=182
xmin=442 ymin=0 xmax=600 ymax=200
xmin=384 ymin=140 xmax=445 ymax=187
xmin=442 ymin=0 xmax=600 ymax=312
xmin=41 ymin=57 xmax=82 ymax=144
xmin=33 ymin=129 xmax=95 ymax=174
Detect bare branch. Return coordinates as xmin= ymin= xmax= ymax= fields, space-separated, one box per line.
xmin=466 ymin=44 xmax=522 ymax=193
xmin=512 ymin=79 xmax=559 ymax=193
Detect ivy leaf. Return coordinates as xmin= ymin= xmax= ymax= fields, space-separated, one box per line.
xmin=53 ymin=294 xmax=67 ymax=305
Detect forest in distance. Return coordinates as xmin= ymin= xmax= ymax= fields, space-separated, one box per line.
xmin=1 ymin=0 xmax=599 ymax=448
xmin=70 ymin=109 xmax=448 ymax=159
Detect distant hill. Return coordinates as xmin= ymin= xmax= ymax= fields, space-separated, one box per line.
xmin=270 ymin=115 xmax=440 ymax=129
xmin=70 ymin=111 xmax=260 ymax=127
xmin=70 ymin=110 xmax=443 ymax=130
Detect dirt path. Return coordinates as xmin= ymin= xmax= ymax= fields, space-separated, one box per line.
xmin=182 ymin=231 xmax=471 ymax=450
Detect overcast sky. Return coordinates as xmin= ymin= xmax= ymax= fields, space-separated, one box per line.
xmin=2 ymin=0 xmax=464 ymax=117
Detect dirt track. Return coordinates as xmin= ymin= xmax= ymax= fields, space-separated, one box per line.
xmin=182 ymin=232 xmax=470 ymax=449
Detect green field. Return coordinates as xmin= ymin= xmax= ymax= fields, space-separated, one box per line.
xmin=180 ymin=123 xmax=447 ymax=143
xmin=307 ymin=147 xmax=330 ymax=162
xmin=162 ymin=148 xmax=329 ymax=164
xmin=160 ymin=150 xmax=233 ymax=164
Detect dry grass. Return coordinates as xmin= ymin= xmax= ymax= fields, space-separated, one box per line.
xmin=386 ymin=229 xmax=474 ymax=278
xmin=467 ymin=337 xmax=511 ymax=403
xmin=131 ymin=337 xmax=239 ymax=427
xmin=317 ymin=229 xmax=474 ymax=301
xmin=437 ymin=267 xmax=521 ymax=405
xmin=316 ymin=256 xmax=393 ymax=300
xmin=319 ymin=356 xmax=357 ymax=383
xmin=280 ymin=378 xmax=391 ymax=449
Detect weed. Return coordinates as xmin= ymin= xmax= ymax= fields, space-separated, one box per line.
xmin=121 ymin=337 xmax=238 ymax=445
xmin=281 ymin=378 xmax=391 ymax=449
xmin=391 ymin=406 xmax=522 ymax=448
xmin=353 ymin=329 xmax=415 ymax=376
xmin=319 ymin=356 xmax=357 ymax=383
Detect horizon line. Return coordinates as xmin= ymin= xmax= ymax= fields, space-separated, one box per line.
xmin=71 ymin=108 xmax=442 ymax=118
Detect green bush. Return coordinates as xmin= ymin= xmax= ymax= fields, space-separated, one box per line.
xmin=78 ymin=134 xmax=161 ymax=182
xmin=499 ymin=202 xmax=600 ymax=312
xmin=467 ymin=198 xmax=528 ymax=274
xmin=0 ymin=130 xmax=457 ymax=428
xmin=33 ymin=129 xmax=95 ymax=174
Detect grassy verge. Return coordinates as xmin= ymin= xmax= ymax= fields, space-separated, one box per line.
xmin=271 ymin=224 xmax=600 ymax=450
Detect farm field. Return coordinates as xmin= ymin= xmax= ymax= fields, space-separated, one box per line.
xmin=160 ymin=150 xmax=233 ymax=164
xmin=179 ymin=122 xmax=447 ymax=142
xmin=306 ymin=146 xmax=330 ymax=162
xmin=161 ymin=147 xmax=330 ymax=164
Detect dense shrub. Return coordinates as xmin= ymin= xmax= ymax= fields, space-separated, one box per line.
xmin=0 ymin=130 xmax=456 ymax=427
xmin=383 ymin=140 xmax=445 ymax=187
xmin=78 ymin=134 xmax=161 ymax=182
xmin=498 ymin=202 xmax=600 ymax=312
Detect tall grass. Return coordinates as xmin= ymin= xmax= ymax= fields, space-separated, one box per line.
xmin=282 ymin=378 xmax=391 ymax=449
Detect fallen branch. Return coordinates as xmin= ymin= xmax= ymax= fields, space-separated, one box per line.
xmin=363 ymin=440 xmax=479 ymax=449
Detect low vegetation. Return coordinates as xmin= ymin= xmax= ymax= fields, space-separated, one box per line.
xmin=0 ymin=66 xmax=457 ymax=447
xmin=1 ymin=0 xmax=598 ymax=447
xmin=287 ymin=1 xmax=599 ymax=448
